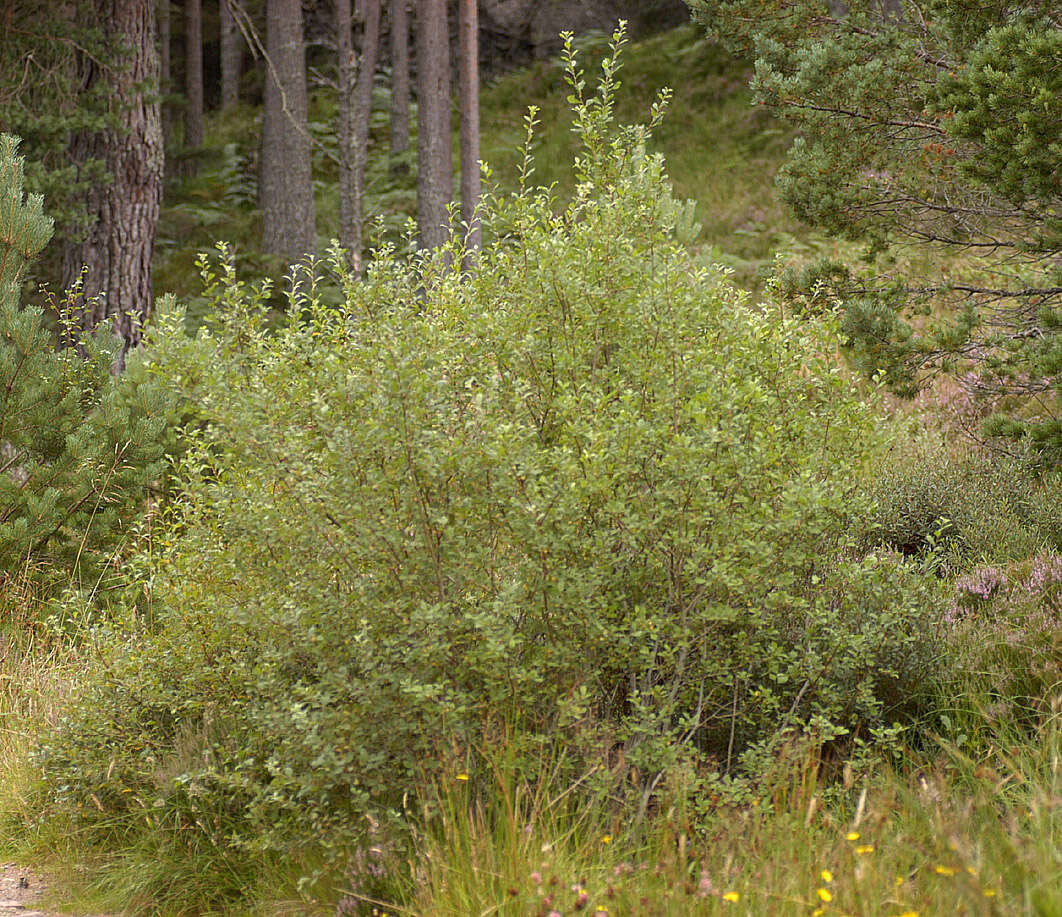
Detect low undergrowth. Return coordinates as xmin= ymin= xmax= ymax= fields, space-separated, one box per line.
xmin=390 ymin=706 xmax=1061 ymax=917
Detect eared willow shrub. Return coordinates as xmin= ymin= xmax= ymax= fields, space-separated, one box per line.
xmin=861 ymin=439 xmax=1050 ymax=568
xmin=37 ymin=29 xmax=944 ymax=867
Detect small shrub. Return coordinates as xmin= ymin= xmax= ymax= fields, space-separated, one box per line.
xmin=34 ymin=30 xmax=946 ymax=903
xmin=861 ymin=437 xmax=1051 ymax=568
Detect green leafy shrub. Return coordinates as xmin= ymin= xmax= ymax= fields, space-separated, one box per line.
xmin=35 ymin=32 xmax=946 ymax=897
xmin=0 ymin=134 xmax=175 ymax=590
xmin=861 ymin=436 xmax=1056 ymax=568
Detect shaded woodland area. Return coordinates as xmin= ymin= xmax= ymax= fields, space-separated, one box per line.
xmin=0 ymin=0 xmax=688 ymax=358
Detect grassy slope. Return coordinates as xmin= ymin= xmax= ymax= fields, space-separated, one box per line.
xmin=477 ymin=26 xmax=805 ymax=280
xmin=402 ymin=730 xmax=1060 ymax=916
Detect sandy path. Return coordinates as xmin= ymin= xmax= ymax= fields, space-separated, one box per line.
xmin=0 ymin=862 xmax=47 ymax=916
xmin=0 ymin=864 xmax=103 ymax=917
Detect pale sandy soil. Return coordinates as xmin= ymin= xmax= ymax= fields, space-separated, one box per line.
xmin=0 ymin=864 xmax=106 ymax=917
xmin=0 ymin=861 xmax=49 ymax=917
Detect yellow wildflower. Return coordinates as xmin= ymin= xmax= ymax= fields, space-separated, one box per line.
xmin=845 ymin=831 xmax=860 ymax=841
xmin=722 ymin=891 xmax=740 ymax=903
xmin=821 ymin=869 xmax=833 ymax=883
xmin=855 ymin=844 xmax=875 ymax=855
xmin=456 ymin=773 xmax=470 ymax=781
xmin=817 ymin=888 xmax=833 ymax=903
xmin=934 ymin=865 xmax=958 ymax=877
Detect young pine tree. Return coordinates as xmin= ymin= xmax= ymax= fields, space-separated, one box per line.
xmin=689 ymin=0 xmax=1062 ymax=456
xmin=0 ymin=134 xmax=174 ymax=588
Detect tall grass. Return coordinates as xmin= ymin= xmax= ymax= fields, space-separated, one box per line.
xmin=0 ymin=567 xmax=89 ymax=913
xmin=0 ymin=569 xmax=83 ymax=823
xmin=5 ymin=560 xmax=1056 ymax=916
xmin=389 ymin=707 xmax=1061 ymax=916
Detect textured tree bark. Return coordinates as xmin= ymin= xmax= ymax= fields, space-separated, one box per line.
xmin=458 ymin=0 xmax=480 ymax=253
xmin=158 ymin=0 xmax=171 ymax=142
xmin=337 ymin=0 xmax=355 ymax=258
xmin=62 ymin=0 xmax=163 ymax=368
xmin=337 ymin=0 xmax=382 ymax=272
xmin=389 ymin=0 xmax=410 ymax=160
xmin=260 ymin=0 xmax=316 ymax=262
xmin=220 ymin=0 xmax=242 ymax=109
xmin=184 ymin=0 xmax=204 ymax=166
xmin=415 ymin=0 xmax=451 ymax=254
xmin=341 ymin=0 xmax=380 ymax=272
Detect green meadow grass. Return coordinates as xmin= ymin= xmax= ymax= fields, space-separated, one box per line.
xmin=394 ymin=714 xmax=1059 ymax=916
xmin=478 ymin=26 xmax=811 ymax=279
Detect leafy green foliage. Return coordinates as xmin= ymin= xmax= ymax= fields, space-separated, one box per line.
xmin=0 ymin=134 xmax=175 ymax=588
xmin=479 ymin=24 xmax=805 ymax=288
xmin=35 ymin=34 xmax=944 ymax=901
xmin=860 ymin=439 xmax=1056 ymax=568
xmin=687 ymin=0 xmax=1062 ymax=456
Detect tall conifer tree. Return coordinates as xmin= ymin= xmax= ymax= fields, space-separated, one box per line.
xmin=183 ymin=0 xmax=204 ymax=168
xmin=415 ymin=0 xmax=451 ymax=253
xmin=337 ymin=0 xmax=381 ymax=272
xmin=458 ymin=0 xmax=480 ymax=253
xmin=389 ymin=0 xmax=410 ymax=161
xmin=159 ymin=0 xmax=172 ymax=143
xmin=62 ymin=0 xmax=163 ymax=363
xmin=220 ymin=0 xmax=242 ymax=109
xmin=261 ymin=0 xmax=315 ymax=262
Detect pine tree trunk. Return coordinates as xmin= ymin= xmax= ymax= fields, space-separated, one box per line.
xmin=350 ymin=0 xmax=381 ymax=270
xmin=159 ymin=0 xmax=171 ymax=143
xmin=184 ymin=0 xmax=204 ymax=170
xmin=260 ymin=0 xmax=316 ymax=262
xmin=62 ymin=0 xmax=163 ymax=367
xmin=458 ymin=0 xmax=480 ymax=253
xmin=220 ymin=0 xmax=241 ymax=109
xmin=415 ymin=0 xmax=451 ymax=254
xmin=338 ymin=0 xmax=381 ymax=271
xmin=337 ymin=0 xmax=355 ymax=259
xmin=389 ymin=0 xmax=410 ymax=160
